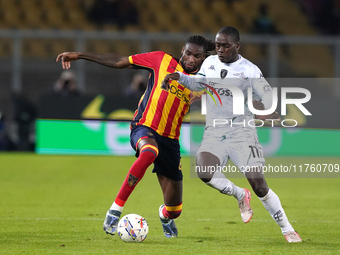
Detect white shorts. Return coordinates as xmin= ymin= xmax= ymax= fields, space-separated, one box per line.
xmin=196 ymin=127 xmax=265 ymax=173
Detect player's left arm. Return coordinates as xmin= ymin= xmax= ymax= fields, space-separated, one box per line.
xmin=251 ymin=71 xmax=280 ymax=121
xmin=161 ymin=72 xmax=207 ymax=91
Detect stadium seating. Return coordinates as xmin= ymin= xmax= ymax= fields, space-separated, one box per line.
xmin=0 ymin=0 xmax=327 ymax=34
xmin=0 ymin=0 xmax=334 ymax=77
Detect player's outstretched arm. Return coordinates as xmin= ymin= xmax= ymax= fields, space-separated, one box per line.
xmin=56 ymin=52 xmax=131 ymax=69
xmin=161 ymin=73 xmax=180 ymax=90
xmin=162 ymin=72 xmax=204 ymax=92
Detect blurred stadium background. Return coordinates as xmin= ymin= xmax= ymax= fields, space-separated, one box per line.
xmin=0 ymin=0 xmax=339 ymax=154
xmin=1 ymin=3 xmax=339 ymax=253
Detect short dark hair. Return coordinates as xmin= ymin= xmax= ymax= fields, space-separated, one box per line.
xmin=217 ymin=26 xmax=240 ymax=43
xmin=186 ymin=35 xmax=215 ymax=54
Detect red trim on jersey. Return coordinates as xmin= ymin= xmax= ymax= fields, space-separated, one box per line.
xmin=175 ymin=104 xmax=187 ymax=139
xmin=163 ymin=97 xmax=181 ymax=137
xmin=150 ymin=90 xmax=168 ymax=130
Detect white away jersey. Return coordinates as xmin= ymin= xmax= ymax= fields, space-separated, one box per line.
xmin=195 ymin=54 xmax=272 ymax=129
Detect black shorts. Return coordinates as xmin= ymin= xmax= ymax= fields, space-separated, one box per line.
xmin=130 ymin=125 xmax=183 ymax=181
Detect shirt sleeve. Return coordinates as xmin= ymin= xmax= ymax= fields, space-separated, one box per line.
xmin=177 ymin=61 xmax=208 ymax=91
xmin=249 ymin=66 xmax=273 ymax=110
xmin=129 ymin=51 xmax=165 ymax=69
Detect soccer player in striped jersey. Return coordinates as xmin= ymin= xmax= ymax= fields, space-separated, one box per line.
xmin=162 ymin=26 xmax=302 ymax=243
xmin=56 ymin=36 xmax=215 ymax=238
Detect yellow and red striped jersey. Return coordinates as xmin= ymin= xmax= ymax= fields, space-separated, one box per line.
xmin=129 ymin=51 xmax=198 ymax=140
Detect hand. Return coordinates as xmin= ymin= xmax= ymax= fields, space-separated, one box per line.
xmin=56 ymin=52 xmax=80 ymax=69
xmin=252 ymin=100 xmax=264 ymax=110
xmin=253 ymin=100 xmax=281 ymax=123
xmin=161 ymin=73 xmax=180 ymax=90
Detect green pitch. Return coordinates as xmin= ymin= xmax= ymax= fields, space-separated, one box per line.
xmin=0 ymin=153 xmax=339 ymax=255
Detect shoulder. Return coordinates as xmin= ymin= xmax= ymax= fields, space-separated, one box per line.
xmin=129 ymin=51 xmax=172 ymax=67
xmin=205 ymin=55 xmax=219 ymax=63
xmin=130 ymin=51 xmax=168 ymax=59
xmin=239 ymin=55 xmax=263 ymax=78
xmin=201 ymin=55 xmax=219 ymax=69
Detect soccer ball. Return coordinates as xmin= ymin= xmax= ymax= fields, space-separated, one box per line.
xmin=117 ymin=214 xmax=149 ymax=242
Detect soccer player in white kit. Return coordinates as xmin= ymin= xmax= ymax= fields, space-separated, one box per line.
xmin=162 ymin=26 xmax=302 ymax=243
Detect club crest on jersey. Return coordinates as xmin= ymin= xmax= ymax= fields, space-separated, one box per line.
xmin=128 ymin=174 xmax=139 ymax=187
xmin=220 ymin=69 xmax=228 ymax=79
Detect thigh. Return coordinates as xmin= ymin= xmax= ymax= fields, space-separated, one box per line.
xmin=196 ymin=151 xmax=221 ymax=181
xmin=228 ymin=131 xmax=265 ymax=173
xmin=153 ymin=135 xmax=183 ymax=181
xmin=227 ymin=131 xmax=268 ymax=196
xmin=196 ymin=132 xmax=230 ymax=167
xmin=130 ymin=125 xmax=158 ymax=155
xmin=157 ymin=173 xmax=182 ymax=205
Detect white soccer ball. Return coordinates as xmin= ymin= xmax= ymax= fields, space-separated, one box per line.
xmin=117 ymin=214 xmax=149 ymax=242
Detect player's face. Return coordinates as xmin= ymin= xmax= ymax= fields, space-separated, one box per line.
xmin=180 ymin=43 xmax=206 ymax=73
xmin=215 ymin=33 xmax=240 ymax=64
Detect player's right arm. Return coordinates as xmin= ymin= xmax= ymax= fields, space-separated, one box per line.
xmin=162 ymin=72 xmax=206 ymax=91
xmin=56 ymin=52 xmax=132 ymax=70
xmin=162 ymin=58 xmax=209 ymax=91
xmin=250 ymin=67 xmax=281 ymax=121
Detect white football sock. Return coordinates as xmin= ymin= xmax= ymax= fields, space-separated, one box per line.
xmin=259 ymin=188 xmax=294 ymax=234
xmin=159 ymin=205 xmax=167 ymax=220
xmin=206 ymin=171 xmax=245 ymax=200
xmin=109 ymin=202 xmax=124 ymax=212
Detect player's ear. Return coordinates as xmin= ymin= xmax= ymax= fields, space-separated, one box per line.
xmin=181 ymin=46 xmax=185 ymax=54
xmin=236 ymin=41 xmax=241 ymax=50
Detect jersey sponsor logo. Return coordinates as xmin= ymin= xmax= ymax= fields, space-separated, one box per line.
xmin=169 ymin=84 xmax=190 ymax=103
xmin=206 ymin=82 xmax=233 ymax=97
xmin=207 ymin=87 xmax=233 ymax=97
xmin=220 ymin=69 xmax=228 ymax=79
xmin=208 ymin=81 xmax=219 ymax=86
xmin=197 ymin=82 xmax=223 ymax=106
xmin=208 ymin=65 xmax=215 ymax=70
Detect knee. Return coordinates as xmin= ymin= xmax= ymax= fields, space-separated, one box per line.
xmin=197 ymin=171 xmax=212 ymax=183
xmin=253 ymin=186 xmax=269 ymax=197
xmin=139 ymin=144 xmax=158 ymax=164
xmin=163 ymin=203 xmax=182 ymax=219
